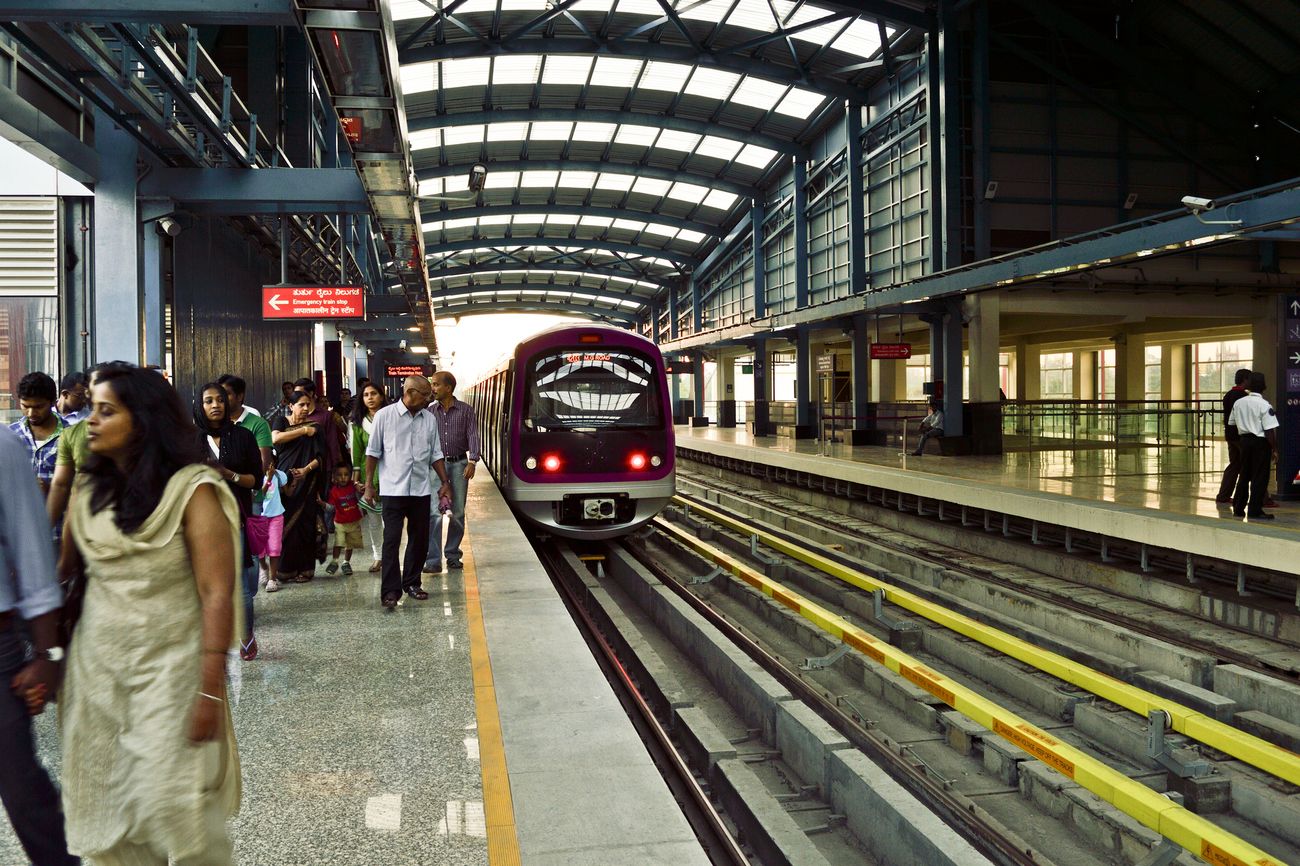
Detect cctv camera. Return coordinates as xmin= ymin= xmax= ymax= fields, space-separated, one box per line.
xmin=468 ymin=163 xmax=487 ymax=192
xmin=156 ymin=216 xmax=182 ymax=237
xmin=1180 ymin=195 xmax=1214 ymax=212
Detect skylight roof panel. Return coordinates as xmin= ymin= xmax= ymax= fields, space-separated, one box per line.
xmin=702 ymin=189 xmax=739 ymax=210
xmin=478 ymin=214 xmax=513 ymax=225
xmin=729 ymin=77 xmax=788 ymax=111
xmin=677 ymin=0 xmax=735 ymax=24
xmin=493 ymin=55 xmax=544 ymax=87
xmin=572 ymin=122 xmax=617 ymax=143
xmin=559 ymin=171 xmax=599 ymax=188
xmin=676 ymin=229 xmax=707 ymax=244
xmin=487 ymin=122 xmax=529 ymax=142
xmin=694 ymin=136 xmax=742 ymax=161
xmin=422 ymin=219 xmax=445 ymax=232
xmin=775 ymin=87 xmax=826 ymax=119
xmin=484 ymin=170 xmax=520 ymax=189
xmin=443 ymin=217 xmax=479 ymax=231
xmin=831 ymin=19 xmax=886 ymax=58
xmin=684 ymin=67 xmax=741 ymax=100
xmin=614 ymin=125 xmax=659 ymax=147
xmin=512 ymin=213 xmax=546 ymax=224
xmin=595 ymin=173 xmax=635 ymax=192
xmin=580 ymin=215 xmax=614 ymax=227
xmin=641 ymin=222 xmax=676 ymax=237
xmin=639 ymin=61 xmax=692 ymax=93
xmin=399 ymin=60 xmax=438 ymax=95
xmin=444 ymin=176 xmax=470 ymax=193
xmin=613 ymin=218 xmax=647 ymax=232
xmin=735 ymin=143 xmax=779 ymax=168
xmin=441 ymin=57 xmax=491 ymax=89
xmin=721 ymin=0 xmax=774 ymax=30
xmin=520 ymin=170 xmax=558 ymax=187
xmin=458 ymin=0 xmax=498 ymax=12
xmin=631 ymin=177 xmax=672 ymax=197
xmin=442 ymin=124 xmax=485 ymax=147
xmin=390 ymin=0 xmax=436 ymax=21
xmin=500 ymin=0 xmax=546 ymax=10
xmin=668 ymin=181 xmax=709 ymax=204
xmin=541 ymin=56 xmax=593 ymax=86
xmin=529 ymin=122 xmax=573 ymax=141
xmin=591 ymin=57 xmax=644 ymax=89
xmin=654 ymin=129 xmax=701 ymax=153
xmin=615 ymin=0 xmax=662 ymax=14
xmin=546 ymin=214 xmax=581 ymax=225
xmin=416 ymin=178 xmax=444 ymax=197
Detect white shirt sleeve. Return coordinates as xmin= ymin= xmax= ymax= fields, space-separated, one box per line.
xmin=365 ymin=407 xmax=385 ymax=459
xmin=1262 ymin=407 xmax=1280 ymax=432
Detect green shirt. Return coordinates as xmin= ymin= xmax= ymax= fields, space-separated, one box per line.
xmin=236 ymin=408 xmax=273 ymax=449
xmin=56 ymin=418 xmax=90 ymax=470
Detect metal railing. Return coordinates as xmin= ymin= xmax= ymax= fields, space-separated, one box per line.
xmin=1001 ymin=400 xmax=1219 ymax=446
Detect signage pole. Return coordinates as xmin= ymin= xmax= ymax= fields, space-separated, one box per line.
xmin=279 ymin=217 xmax=289 ymax=286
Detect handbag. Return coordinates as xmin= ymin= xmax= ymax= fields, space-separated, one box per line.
xmin=58 ymin=542 xmax=87 ymax=645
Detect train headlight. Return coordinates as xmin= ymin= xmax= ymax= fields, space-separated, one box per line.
xmin=650 ymin=455 xmax=662 ymax=467
xmin=542 ymin=454 xmax=562 ymax=472
xmin=628 ymin=452 xmax=647 ymax=471
xmin=525 ymin=456 xmax=538 ymax=470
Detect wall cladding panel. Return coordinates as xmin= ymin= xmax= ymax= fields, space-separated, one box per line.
xmin=172 ymin=217 xmax=312 ymax=410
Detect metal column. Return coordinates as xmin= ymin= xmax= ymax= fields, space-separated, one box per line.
xmin=668 ymin=285 xmax=679 ymax=340
xmin=691 ymin=276 xmax=702 ymax=334
xmin=943 ymin=301 xmax=965 ymax=437
xmin=846 ymin=105 xmax=867 ymax=295
xmin=794 ymin=160 xmax=809 ymax=309
xmin=92 ymin=108 xmax=141 ymax=363
xmin=794 ymin=326 xmax=814 ymax=438
xmin=141 ymin=222 xmax=165 ymax=367
xmin=752 ymin=336 xmax=770 ymax=436
xmin=850 ymin=313 xmax=874 ymax=444
xmin=691 ymin=350 xmax=707 ymax=426
xmin=751 ymin=202 xmax=766 ymax=319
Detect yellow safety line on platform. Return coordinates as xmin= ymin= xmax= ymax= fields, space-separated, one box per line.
xmin=673 ymin=496 xmax=1300 ymax=789
xmin=462 ymin=540 xmax=523 ymax=866
xmin=656 ymin=517 xmax=1291 ymax=866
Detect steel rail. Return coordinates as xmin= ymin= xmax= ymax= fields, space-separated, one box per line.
xmin=651 ymin=511 xmax=1293 ymax=866
xmin=538 ymin=541 xmax=750 ymax=866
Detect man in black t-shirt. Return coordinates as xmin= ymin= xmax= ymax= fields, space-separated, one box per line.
xmin=1216 ymin=368 xmax=1251 ymax=503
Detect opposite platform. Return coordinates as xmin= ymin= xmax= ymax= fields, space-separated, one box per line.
xmin=676 ymin=426 xmax=1299 ymax=576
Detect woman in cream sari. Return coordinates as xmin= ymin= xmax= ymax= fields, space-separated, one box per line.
xmin=59 ymin=363 xmax=242 ymax=865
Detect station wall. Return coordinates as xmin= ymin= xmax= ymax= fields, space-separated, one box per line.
xmin=171 ymin=216 xmax=313 ymax=411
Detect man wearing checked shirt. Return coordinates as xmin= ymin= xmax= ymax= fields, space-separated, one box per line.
xmin=8 ymin=373 xmax=64 ymax=543
xmin=423 ymin=370 xmax=480 ymax=574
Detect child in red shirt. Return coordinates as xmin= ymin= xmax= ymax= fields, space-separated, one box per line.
xmin=323 ymin=464 xmax=364 ymax=575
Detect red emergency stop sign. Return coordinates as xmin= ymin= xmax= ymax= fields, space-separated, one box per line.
xmin=261 ymin=286 xmax=365 ymax=319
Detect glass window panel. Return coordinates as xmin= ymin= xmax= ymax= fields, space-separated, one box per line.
xmin=559 ymin=171 xmax=599 ymax=188
xmin=734 ymin=143 xmax=778 ymax=168
xmin=487 ymin=122 xmax=529 ymax=141
xmin=615 ymin=0 xmax=661 ymax=13
xmin=571 ymin=122 xmax=617 ymax=142
xmin=541 ymin=55 xmax=593 ymax=85
xmin=684 ymin=67 xmax=741 ymax=99
xmin=591 ymin=57 xmax=644 ymax=89
xmin=546 ymin=214 xmax=580 ymax=225
xmin=694 ymin=136 xmax=742 ymax=161
xmin=484 ymin=170 xmax=520 ymax=189
xmin=641 ymin=222 xmax=676 ymax=237
xmin=440 ymin=57 xmax=491 ymax=88
xmin=442 ymin=124 xmax=484 ymax=146
xmin=775 ymin=88 xmax=826 ymax=119
xmin=520 ymin=170 xmax=558 ymax=186
xmin=529 ymin=121 xmax=573 ymax=140
xmin=478 ymin=214 xmax=512 ymax=225
xmin=492 ymin=54 xmax=544 ymax=86
xmin=614 ymin=125 xmax=659 ymax=147
xmin=639 ymin=61 xmax=692 ymax=92
xmin=595 ymin=173 xmax=635 ymax=192
xmin=408 ymin=128 xmax=441 ymax=151
xmin=668 ymin=181 xmax=709 ymax=204
xmin=653 ymin=129 xmax=701 ymax=153
xmin=398 ymin=60 xmax=438 ymax=95
xmin=701 ymin=189 xmax=738 ymax=210
xmin=829 ymin=18 xmax=884 ymax=57
xmin=416 ymin=177 xmax=444 ymax=197
xmin=580 ymin=215 xmax=614 ymax=227
xmin=613 ymin=218 xmax=647 ymax=232
xmin=676 ymin=228 xmax=707 ymax=244
xmin=729 ymin=77 xmax=788 ymax=111
xmin=631 ymin=177 xmax=672 ymax=197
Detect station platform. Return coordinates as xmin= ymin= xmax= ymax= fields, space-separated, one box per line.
xmin=675 ymin=426 xmax=1299 ymax=577
xmin=0 ymin=479 xmax=702 ymax=866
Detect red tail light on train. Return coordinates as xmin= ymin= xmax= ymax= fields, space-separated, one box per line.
xmin=542 ymin=454 xmax=563 ymax=472
xmin=627 ymin=452 xmax=647 ymax=471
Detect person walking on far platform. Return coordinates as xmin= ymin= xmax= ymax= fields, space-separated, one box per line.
xmin=1228 ymin=371 xmax=1279 ymax=521
xmin=363 ymin=376 xmax=450 ymax=610
xmin=61 ymin=363 xmax=242 ymax=864
xmin=349 ymin=382 xmax=388 ymax=572
xmin=270 ymin=389 xmax=326 ymax=583
xmin=0 ymin=426 xmax=77 ymax=866
xmin=423 ymin=370 xmax=480 ymax=574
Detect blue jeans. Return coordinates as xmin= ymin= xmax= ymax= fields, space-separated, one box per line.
xmin=424 ymin=459 xmax=469 ymax=568
xmin=0 ymin=625 xmax=78 ymax=865
xmin=242 ymin=560 xmax=258 ymax=640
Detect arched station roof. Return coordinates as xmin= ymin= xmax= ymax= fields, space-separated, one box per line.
xmin=391 ymin=0 xmax=926 ymax=323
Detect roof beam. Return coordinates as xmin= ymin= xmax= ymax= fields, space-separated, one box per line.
xmin=0 ymin=0 xmax=297 ymax=24
xmin=432 ymin=301 xmax=639 ymax=324
xmin=422 ymin=236 xmax=702 ymax=265
xmin=408 ymin=107 xmax=806 ymax=158
xmin=416 ymin=160 xmax=759 ymax=199
xmin=137 ymin=167 xmax=371 ymax=215
xmin=422 ymin=203 xmax=725 ymax=237
xmin=428 ymin=263 xmax=672 ymax=289
xmin=431 ymin=283 xmax=648 ymax=307
xmin=400 ymin=38 xmax=872 ymax=104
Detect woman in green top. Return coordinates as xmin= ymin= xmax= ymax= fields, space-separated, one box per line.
xmin=349 ymin=383 xmax=387 ymax=572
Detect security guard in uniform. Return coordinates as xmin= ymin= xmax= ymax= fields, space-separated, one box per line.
xmin=1227 ymin=371 xmax=1279 ymax=520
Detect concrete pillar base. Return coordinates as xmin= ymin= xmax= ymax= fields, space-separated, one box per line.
xmin=851 ymin=428 xmax=886 ymax=446
xmin=717 ymin=399 xmax=736 ymax=428
xmin=792 ymin=424 xmax=816 ymax=440
xmin=966 ymin=402 xmax=1004 ymax=455
xmin=691 ymin=416 xmax=710 ymax=427
xmin=752 ymin=400 xmax=771 ymax=437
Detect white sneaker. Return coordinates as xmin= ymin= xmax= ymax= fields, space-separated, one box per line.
xmin=258 ymin=567 xmax=269 ymax=588
xmin=266 ymin=578 xmax=282 ymax=592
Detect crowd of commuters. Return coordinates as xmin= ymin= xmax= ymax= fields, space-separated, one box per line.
xmin=0 ymin=361 xmax=479 ymax=865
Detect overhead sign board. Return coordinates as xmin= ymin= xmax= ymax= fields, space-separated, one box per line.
xmin=870 ymin=342 xmax=912 ymax=360
xmin=816 ymin=353 xmax=836 ymax=373
xmin=262 ymin=285 xmax=365 ymax=320
xmin=385 ymin=364 xmax=430 ymax=378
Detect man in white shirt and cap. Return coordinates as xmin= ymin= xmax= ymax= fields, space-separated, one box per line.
xmin=1227 ymin=371 xmax=1279 ymax=520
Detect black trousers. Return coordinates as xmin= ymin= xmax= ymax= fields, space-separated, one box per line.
xmin=381 ymin=495 xmax=431 ymax=599
xmin=0 ymin=625 xmax=78 ymax=865
xmin=1232 ymin=434 xmax=1272 ymax=516
xmin=1216 ymin=438 xmax=1242 ymax=500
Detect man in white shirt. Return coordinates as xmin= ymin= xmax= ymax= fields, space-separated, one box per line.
xmin=911 ymin=399 xmax=945 ymax=456
xmin=1227 ymin=371 xmax=1279 ymax=520
xmin=363 ymin=376 xmax=452 ymax=609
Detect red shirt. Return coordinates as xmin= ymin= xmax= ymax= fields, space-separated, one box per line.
xmin=327 ymin=482 xmax=363 ymax=523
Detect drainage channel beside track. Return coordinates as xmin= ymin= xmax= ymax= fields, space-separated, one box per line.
xmin=647 ymin=495 xmax=1299 ymax=866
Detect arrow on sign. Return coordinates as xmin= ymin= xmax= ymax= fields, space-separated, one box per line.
xmin=1292 ymin=299 xmax=1300 ymax=315
xmin=268 ymin=294 xmax=286 ymax=311
xmin=1292 ymin=352 xmax=1300 ymax=366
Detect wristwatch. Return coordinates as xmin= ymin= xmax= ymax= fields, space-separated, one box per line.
xmin=37 ymin=647 xmax=65 ymax=663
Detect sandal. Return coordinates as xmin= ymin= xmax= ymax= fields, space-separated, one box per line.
xmin=369 ymin=560 xmax=382 ymax=573
xmin=239 ymin=636 xmax=258 ymax=661
xmin=294 ymin=572 xmax=313 ymax=583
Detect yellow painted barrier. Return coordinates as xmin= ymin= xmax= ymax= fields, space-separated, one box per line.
xmin=673 ymin=497 xmax=1300 ymax=790
xmin=656 ymin=516 xmax=1291 ymax=866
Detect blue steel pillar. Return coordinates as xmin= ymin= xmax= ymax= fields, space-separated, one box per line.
xmin=942 ymin=300 xmax=965 ymax=438
xmin=140 ymin=221 xmax=165 ymax=367
xmin=846 ymin=105 xmax=867 ymax=295
xmin=751 ymin=337 xmax=770 ymax=437
xmin=794 ymin=326 xmax=815 ymax=439
xmin=751 ymin=203 xmax=766 ymax=319
xmin=793 ymin=160 xmax=809 ymax=308
xmin=691 ymin=350 xmax=708 ymax=426
xmin=691 ymin=276 xmax=702 ymax=334
xmin=850 ymin=313 xmax=877 ymax=444
xmin=927 ymin=0 xmax=960 ymax=272
xmin=93 ymin=109 xmax=141 ymax=363
xmin=667 ymin=285 xmax=679 ymax=340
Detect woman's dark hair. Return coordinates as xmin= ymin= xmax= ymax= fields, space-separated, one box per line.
xmin=193 ymin=381 xmax=233 ymax=433
xmin=349 ymin=381 xmax=387 ymax=425
xmin=287 ymin=389 xmax=314 ymax=416
xmin=83 ymin=363 xmax=205 ymax=534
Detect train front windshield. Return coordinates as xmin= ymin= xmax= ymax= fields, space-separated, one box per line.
xmin=524 ymin=348 xmax=663 ymax=431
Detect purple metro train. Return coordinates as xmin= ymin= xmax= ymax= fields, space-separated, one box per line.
xmin=465 ymin=324 xmax=676 ymax=540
